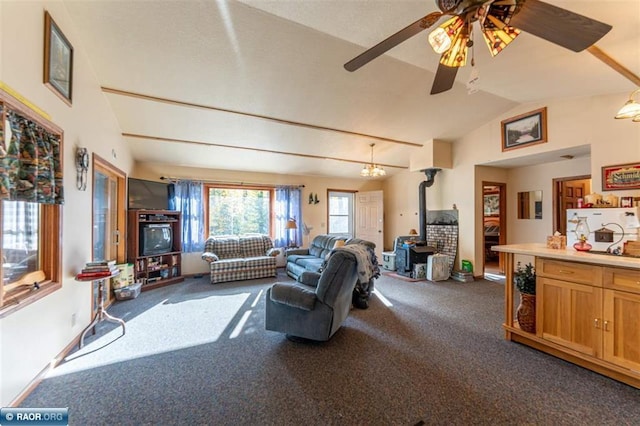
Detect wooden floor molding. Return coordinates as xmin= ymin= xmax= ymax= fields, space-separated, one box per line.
xmin=8 ymin=333 xmax=81 ymax=407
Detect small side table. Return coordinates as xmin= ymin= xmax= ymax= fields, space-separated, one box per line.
xmin=75 ymin=272 xmax=126 ymax=348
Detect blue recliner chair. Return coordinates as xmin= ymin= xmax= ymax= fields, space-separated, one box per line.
xmin=265 ymin=249 xmax=359 ymax=342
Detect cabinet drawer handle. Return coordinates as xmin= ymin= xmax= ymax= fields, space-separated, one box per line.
xmin=557 ymin=269 xmax=574 ymax=274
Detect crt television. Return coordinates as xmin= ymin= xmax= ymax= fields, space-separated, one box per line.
xmin=141 ymin=224 xmax=173 ymax=256
xmin=128 ymin=178 xmax=169 ymax=210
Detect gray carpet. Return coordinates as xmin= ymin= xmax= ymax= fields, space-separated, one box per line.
xmin=21 ymin=271 xmax=640 ymax=425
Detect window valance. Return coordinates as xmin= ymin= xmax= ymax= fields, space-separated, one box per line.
xmin=0 ymin=94 xmax=64 ymax=204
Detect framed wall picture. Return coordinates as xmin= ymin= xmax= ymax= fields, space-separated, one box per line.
xmin=501 ymin=107 xmax=547 ymax=152
xmin=484 ymin=194 xmax=499 ymax=216
xmin=44 ymin=11 xmax=73 ymax=105
xmin=602 ymin=162 xmax=640 ymax=191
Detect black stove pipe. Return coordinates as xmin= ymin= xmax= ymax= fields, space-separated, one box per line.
xmin=419 ymin=168 xmax=441 ymax=242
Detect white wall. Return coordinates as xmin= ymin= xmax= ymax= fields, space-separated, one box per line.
xmin=382 ymin=170 xmax=426 ymax=251
xmin=132 ymin=163 xmax=383 ymax=274
xmin=1 ymin=2 xmax=134 ymax=406
xmin=507 ymin=156 xmax=591 ymax=244
xmin=384 ymin=96 xmax=640 ymax=274
xmin=382 ymin=168 xmax=452 ymax=251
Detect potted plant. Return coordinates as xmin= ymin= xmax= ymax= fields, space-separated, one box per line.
xmin=514 ymin=261 xmax=536 ymax=333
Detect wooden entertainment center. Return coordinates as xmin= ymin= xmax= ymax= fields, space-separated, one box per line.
xmin=127 ymin=209 xmax=184 ymax=291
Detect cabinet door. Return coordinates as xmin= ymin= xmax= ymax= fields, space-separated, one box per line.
xmin=603 ymin=289 xmax=640 ymax=372
xmin=538 ymin=277 xmax=602 ymax=356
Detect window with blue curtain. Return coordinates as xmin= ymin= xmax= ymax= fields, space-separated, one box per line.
xmin=168 ymin=180 xmax=205 ymax=253
xmin=274 ymin=186 xmax=302 ymax=248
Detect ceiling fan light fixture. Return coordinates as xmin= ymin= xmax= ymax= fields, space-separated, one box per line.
xmin=479 ymin=4 xmax=520 ymax=57
xmin=615 ymin=89 xmax=640 ymax=120
xmin=439 ymin=17 xmax=469 ymax=67
xmin=441 ymin=36 xmax=468 ymax=67
xmin=428 ymin=27 xmax=452 ymax=54
xmin=481 ymin=26 xmax=520 ymax=57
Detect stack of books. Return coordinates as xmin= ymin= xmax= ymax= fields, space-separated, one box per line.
xmin=451 ymin=270 xmax=474 ymax=283
xmin=76 ymin=260 xmax=119 ymax=280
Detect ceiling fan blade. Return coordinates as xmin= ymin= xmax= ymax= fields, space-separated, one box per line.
xmin=509 ymin=0 xmax=612 ymax=52
xmin=344 ymin=12 xmax=442 ymax=72
xmin=430 ymin=63 xmax=459 ymax=95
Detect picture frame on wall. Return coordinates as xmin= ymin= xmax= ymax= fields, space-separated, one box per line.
xmin=602 ymin=162 xmax=640 ymax=191
xmin=484 ymin=194 xmax=499 ymax=216
xmin=501 ymin=107 xmax=547 ymax=152
xmin=44 ymin=11 xmax=73 ymax=105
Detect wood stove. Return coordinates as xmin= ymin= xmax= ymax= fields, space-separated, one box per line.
xmin=395 ymin=244 xmax=435 ymax=277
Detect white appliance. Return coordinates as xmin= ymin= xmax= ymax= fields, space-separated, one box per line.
xmin=427 ymin=254 xmax=450 ymax=281
xmin=566 ymin=207 xmax=640 ymax=253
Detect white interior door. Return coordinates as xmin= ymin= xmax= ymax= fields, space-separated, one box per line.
xmin=356 ymin=190 xmax=384 ymax=260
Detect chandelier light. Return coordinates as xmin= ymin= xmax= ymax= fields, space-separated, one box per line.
xmin=615 ymin=88 xmax=640 ymax=121
xmin=360 ymin=143 xmax=386 ymax=178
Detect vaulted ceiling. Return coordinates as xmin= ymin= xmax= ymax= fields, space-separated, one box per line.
xmin=62 ymin=0 xmax=640 ymax=179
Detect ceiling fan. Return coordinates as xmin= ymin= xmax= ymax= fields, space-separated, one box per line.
xmin=344 ymin=0 xmax=612 ymax=94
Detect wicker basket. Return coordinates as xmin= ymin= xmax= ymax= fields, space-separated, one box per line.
xmin=517 ymin=293 xmax=536 ymax=333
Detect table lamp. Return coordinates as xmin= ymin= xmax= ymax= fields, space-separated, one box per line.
xmin=286 ymin=218 xmax=298 ymax=247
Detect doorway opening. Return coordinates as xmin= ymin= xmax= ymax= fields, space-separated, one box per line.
xmin=92 ymin=155 xmax=126 ymax=308
xmin=552 ymin=175 xmax=591 ymax=236
xmin=482 ymin=182 xmax=506 ymax=280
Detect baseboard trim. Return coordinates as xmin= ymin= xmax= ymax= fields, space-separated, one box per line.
xmin=8 ymin=332 xmax=81 ymax=407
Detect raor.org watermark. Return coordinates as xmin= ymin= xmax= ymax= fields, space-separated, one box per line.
xmin=1 ymin=408 xmax=68 ymax=425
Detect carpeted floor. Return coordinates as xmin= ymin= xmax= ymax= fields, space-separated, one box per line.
xmin=381 ymin=270 xmax=424 ymax=282
xmin=21 ymin=270 xmax=640 ymax=425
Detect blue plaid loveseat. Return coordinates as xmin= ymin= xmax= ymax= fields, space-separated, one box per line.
xmin=202 ymin=235 xmax=280 ymax=284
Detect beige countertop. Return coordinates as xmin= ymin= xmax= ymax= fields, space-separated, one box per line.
xmin=492 ymin=243 xmax=640 ymax=269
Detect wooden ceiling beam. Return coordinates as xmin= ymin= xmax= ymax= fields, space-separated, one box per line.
xmin=122 ymin=132 xmax=409 ymax=170
xmin=103 ymin=87 xmax=423 ymax=148
xmin=587 ymin=45 xmax=640 ymax=87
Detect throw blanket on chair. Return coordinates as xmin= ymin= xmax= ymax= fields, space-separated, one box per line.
xmin=335 ymin=244 xmax=380 ymax=283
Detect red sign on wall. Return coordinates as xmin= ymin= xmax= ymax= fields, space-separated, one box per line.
xmin=602 ymin=162 xmax=640 ymax=191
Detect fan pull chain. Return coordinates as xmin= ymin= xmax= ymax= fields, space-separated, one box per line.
xmin=467 ymin=28 xmax=479 ymax=94
xmin=469 ymin=24 xmax=475 ymax=67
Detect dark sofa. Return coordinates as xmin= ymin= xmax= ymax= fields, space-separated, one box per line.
xmin=285 ymin=234 xmax=378 ymax=308
xmin=266 ymin=249 xmax=360 ymax=341
xmin=285 ymin=234 xmax=348 ymax=280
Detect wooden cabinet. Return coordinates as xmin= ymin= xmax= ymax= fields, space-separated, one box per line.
xmin=536 ymin=258 xmax=602 ymax=285
xmin=127 ymin=210 xmax=184 ymax=291
xmin=602 ymin=267 xmax=640 ymax=372
xmin=495 ymin=245 xmax=640 ymax=388
xmin=530 ymin=258 xmax=640 ymax=387
xmin=537 ymin=276 xmax=602 ymax=357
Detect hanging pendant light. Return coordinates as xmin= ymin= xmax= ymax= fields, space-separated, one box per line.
xmin=360 ymin=143 xmax=386 ymax=178
xmin=615 ymin=88 xmax=640 ymax=121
